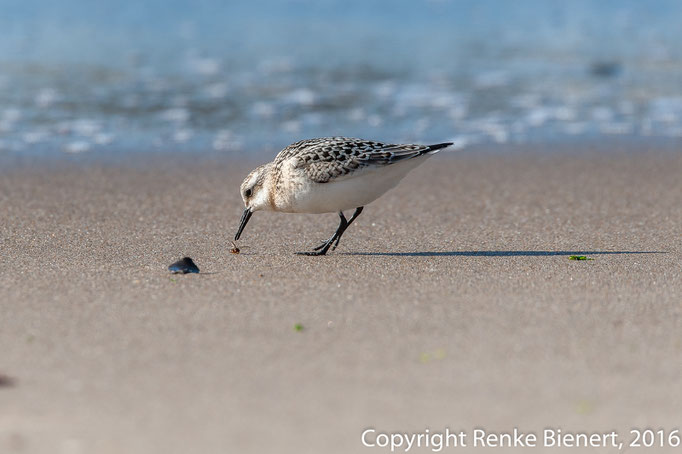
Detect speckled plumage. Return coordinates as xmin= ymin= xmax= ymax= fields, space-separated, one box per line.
xmin=235 ymin=137 xmax=453 ymax=254
xmin=275 ymin=137 xmax=439 ymax=183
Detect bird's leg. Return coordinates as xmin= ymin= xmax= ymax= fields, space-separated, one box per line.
xmin=314 ymin=211 xmax=348 ymax=251
xmin=331 ymin=206 xmax=363 ymax=250
xmin=297 ymin=211 xmax=348 ymax=256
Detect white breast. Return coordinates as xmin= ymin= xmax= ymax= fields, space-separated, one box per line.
xmin=283 ymin=156 xmax=431 ymax=214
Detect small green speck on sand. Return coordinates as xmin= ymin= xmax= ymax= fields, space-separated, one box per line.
xmin=569 ymin=255 xmax=594 ymax=261
xmin=420 ymin=348 xmax=447 ymax=363
xmin=575 ymin=399 xmax=594 ymax=415
xmin=294 ymin=323 xmax=304 ymax=332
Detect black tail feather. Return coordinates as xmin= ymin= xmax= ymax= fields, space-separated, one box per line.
xmin=426 ymin=142 xmax=454 ymax=153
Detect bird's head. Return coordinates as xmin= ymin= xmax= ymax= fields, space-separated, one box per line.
xmin=235 ymin=164 xmax=272 ymax=240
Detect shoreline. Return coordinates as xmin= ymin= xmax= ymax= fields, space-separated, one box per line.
xmin=2 ymin=137 xmax=682 ymax=173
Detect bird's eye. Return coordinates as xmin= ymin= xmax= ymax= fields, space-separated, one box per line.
xmin=244 ymin=188 xmax=252 ymax=197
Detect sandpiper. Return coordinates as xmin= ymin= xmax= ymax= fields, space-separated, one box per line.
xmin=234 ymin=137 xmax=453 ymax=255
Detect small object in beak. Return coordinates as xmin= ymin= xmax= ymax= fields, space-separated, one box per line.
xmin=229 ymin=240 xmax=240 ymax=254
xmin=168 ymin=257 xmax=200 ymax=274
xmin=234 ymin=208 xmax=253 ymax=241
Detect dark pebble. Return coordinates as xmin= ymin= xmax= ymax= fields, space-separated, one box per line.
xmin=168 ymin=257 xmax=200 ymax=274
xmin=0 ymin=374 xmax=15 ymax=388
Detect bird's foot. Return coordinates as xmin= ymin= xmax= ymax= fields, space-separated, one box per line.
xmin=295 ymin=249 xmax=329 ymax=256
xmin=313 ymin=237 xmax=336 ymax=251
xmin=298 ymin=238 xmax=335 ymax=255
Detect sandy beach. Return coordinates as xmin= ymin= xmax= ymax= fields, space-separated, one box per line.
xmin=1 ymin=147 xmax=681 ymax=453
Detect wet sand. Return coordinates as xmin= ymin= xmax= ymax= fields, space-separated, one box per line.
xmin=1 ymin=148 xmax=681 ymax=453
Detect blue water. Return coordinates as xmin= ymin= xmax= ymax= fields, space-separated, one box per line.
xmin=1 ymin=0 xmax=682 ymax=157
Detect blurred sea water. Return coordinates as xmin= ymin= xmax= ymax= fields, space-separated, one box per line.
xmin=1 ymin=0 xmax=682 ymax=157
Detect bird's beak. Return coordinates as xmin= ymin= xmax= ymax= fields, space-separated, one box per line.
xmin=234 ymin=208 xmax=253 ymax=241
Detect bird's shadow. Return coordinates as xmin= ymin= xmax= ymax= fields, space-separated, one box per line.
xmin=341 ymin=250 xmax=666 ymax=257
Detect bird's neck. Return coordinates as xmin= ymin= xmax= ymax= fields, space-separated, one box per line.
xmin=267 ymin=163 xmax=298 ymax=212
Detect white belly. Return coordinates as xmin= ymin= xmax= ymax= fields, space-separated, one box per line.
xmin=288 ymin=157 xmax=429 ymax=213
